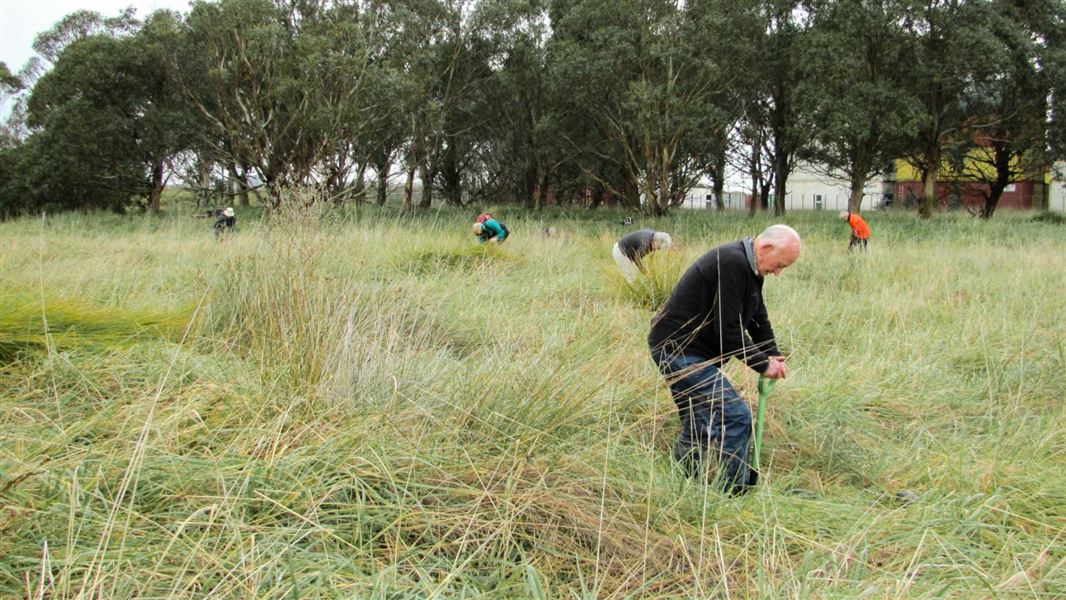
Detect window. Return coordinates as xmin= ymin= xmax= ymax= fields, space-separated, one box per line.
xmin=814 ymin=194 xmax=824 ymax=210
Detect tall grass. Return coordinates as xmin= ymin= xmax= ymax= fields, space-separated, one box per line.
xmin=1 ymin=205 xmax=1064 ymax=597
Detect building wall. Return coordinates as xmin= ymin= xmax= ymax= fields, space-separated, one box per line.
xmin=783 ymin=164 xmax=885 ymax=212
xmin=1051 ymin=162 xmax=1066 ymax=212
xmin=893 ymin=180 xmax=1038 ymax=211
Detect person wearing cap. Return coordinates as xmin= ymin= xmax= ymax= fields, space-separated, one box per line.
xmin=472 ymin=216 xmax=508 ymax=244
xmin=214 ymin=207 xmax=236 ymax=239
xmin=613 ymin=229 xmax=672 ymax=282
xmin=840 ymin=210 xmax=870 ymax=251
xmin=648 ymin=224 xmax=801 ymax=495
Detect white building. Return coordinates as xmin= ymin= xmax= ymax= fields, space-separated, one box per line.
xmin=783 ymin=163 xmax=887 ymax=212
xmin=680 ymin=186 xmax=747 ymax=210
xmin=1051 ymin=161 xmax=1066 ymax=212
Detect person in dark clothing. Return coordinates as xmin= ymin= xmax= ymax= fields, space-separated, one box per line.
xmin=214 ymin=207 xmax=236 ymax=240
xmin=648 ymin=224 xmax=801 ymax=494
xmin=613 ymin=229 xmax=672 ymax=282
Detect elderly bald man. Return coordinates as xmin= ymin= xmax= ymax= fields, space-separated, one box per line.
xmin=613 ymin=228 xmax=673 ymax=282
xmin=648 ymin=224 xmax=801 ymax=495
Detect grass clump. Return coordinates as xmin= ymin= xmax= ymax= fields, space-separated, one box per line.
xmin=611 ymin=249 xmax=686 ymax=311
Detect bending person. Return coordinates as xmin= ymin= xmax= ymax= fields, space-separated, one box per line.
xmin=472 ymin=215 xmax=509 ymax=244
xmin=648 ymin=224 xmax=801 ymax=495
xmin=613 ymin=229 xmax=672 ymax=282
xmin=840 ymin=210 xmax=870 ymax=251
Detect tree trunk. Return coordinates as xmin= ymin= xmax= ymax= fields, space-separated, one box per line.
xmin=418 ymin=163 xmax=433 ymax=209
xmin=982 ymin=177 xmax=1009 ymax=219
xmin=772 ymin=149 xmax=789 ymax=216
xmin=749 ymin=161 xmax=758 ymax=217
xmin=198 ymin=161 xmax=212 ymax=208
xmin=403 ymin=163 xmax=416 ymax=212
xmin=229 ymin=163 xmax=251 ymax=207
xmin=376 ymin=163 xmax=389 ymax=207
xmin=440 ymin=144 xmax=463 ymax=206
xmin=621 ymin=176 xmax=639 ymax=210
xmin=711 ymin=145 xmax=726 ymax=211
xmin=352 ymin=163 xmax=367 ymax=205
xmin=147 ymin=159 xmax=164 ymax=215
xmin=981 ymin=142 xmax=1013 ymax=219
xmin=848 ymin=175 xmax=867 ymax=214
xmin=748 ymin=134 xmax=762 ymax=217
xmin=238 ymin=177 xmax=250 ymax=208
xmin=919 ymin=155 xmax=938 ymax=219
xmin=532 ymin=164 xmax=544 ymax=210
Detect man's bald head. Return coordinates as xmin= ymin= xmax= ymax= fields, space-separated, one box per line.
xmin=753 ymin=224 xmax=801 ymax=277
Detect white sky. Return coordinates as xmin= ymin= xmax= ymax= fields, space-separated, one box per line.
xmin=1 ymin=0 xmax=192 ymax=73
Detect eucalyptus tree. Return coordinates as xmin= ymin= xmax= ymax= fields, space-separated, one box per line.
xmin=796 ymin=0 xmax=921 ymax=214
xmin=431 ymin=0 xmax=500 ymax=208
xmin=175 ymin=0 xmax=345 ymax=206
xmin=299 ymin=2 xmax=394 ymax=203
xmin=377 ymin=0 xmax=450 ymax=210
xmin=899 ymin=0 xmax=1003 ymax=218
xmin=949 ymin=0 xmax=1066 ymax=218
xmin=0 ymin=63 xmax=23 ymax=145
xmin=458 ymin=0 xmax=552 ymax=207
xmin=22 ymin=10 xmax=193 ymax=214
xmin=756 ymin=0 xmax=810 ymax=216
xmin=1049 ymin=2 xmax=1066 ymax=162
xmin=547 ymin=0 xmax=734 ymax=214
xmin=724 ymin=0 xmax=809 ymax=215
xmin=0 ymin=63 xmax=20 ymax=98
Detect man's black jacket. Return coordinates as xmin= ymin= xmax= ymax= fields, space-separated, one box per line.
xmin=648 ymin=239 xmax=779 ymax=372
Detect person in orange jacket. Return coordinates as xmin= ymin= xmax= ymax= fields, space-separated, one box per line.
xmin=840 ymin=210 xmax=870 ymax=251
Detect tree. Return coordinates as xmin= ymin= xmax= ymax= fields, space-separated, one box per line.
xmin=948 ymin=0 xmax=1066 ymax=218
xmin=0 ymin=62 xmax=24 ymax=147
xmin=23 ymin=12 xmax=193 ymax=214
xmin=547 ymin=0 xmax=733 ymax=214
xmin=759 ymin=0 xmax=810 ymax=216
xmin=796 ymin=0 xmax=921 ymax=214
xmin=900 ymin=0 xmax=1003 ymax=218
xmin=173 ymin=0 xmax=332 ymax=206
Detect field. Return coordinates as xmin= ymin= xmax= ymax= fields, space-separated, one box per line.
xmin=1 ymin=202 xmax=1064 ymax=598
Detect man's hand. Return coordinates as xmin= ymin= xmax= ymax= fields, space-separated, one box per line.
xmin=764 ymin=356 xmax=788 ymax=379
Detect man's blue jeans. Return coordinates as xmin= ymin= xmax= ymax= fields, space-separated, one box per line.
xmin=651 ymin=349 xmax=754 ymax=492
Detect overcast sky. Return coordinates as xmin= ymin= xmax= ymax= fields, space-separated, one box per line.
xmin=1 ymin=0 xmax=191 ymax=73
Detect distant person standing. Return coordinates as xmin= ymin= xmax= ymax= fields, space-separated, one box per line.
xmin=613 ymin=229 xmax=672 ymax=282
xmin=214 ymin=207 xmax=236 ymax=240
xmin=840 ymin=210 xmax=870 ymax=251
xmin=472 ymin=214 xmax=509 ymax=244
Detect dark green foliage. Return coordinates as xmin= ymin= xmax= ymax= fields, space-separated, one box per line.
xmin=2 ymin=0 xmax=1065 ymax=217
xmin=796 ymin=0 xmax=922 ymax=214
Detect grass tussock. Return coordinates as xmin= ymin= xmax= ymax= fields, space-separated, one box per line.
xmin=612 ymin=249 xmax=686 ymax=311
xmin=1 ymin=205 xmax=1065 ymax=597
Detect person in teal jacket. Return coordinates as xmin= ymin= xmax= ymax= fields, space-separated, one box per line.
xmin=472 ymin=217 xmax=509 ymax=243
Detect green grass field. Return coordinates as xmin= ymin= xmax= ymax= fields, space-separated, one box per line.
xmin=1 ymin=202 xmax=1064 ymax=598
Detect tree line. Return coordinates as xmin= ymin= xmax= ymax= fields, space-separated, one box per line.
xmin=1 ymin=0 xmax=1064 ymax=219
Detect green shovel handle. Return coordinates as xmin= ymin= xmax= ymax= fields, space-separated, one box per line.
xmin=753 ymin=375 xmax=776 ymax=474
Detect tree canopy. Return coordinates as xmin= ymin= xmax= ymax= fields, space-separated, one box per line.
xmin=2 ymin=0 xmax=1064 ymax=218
